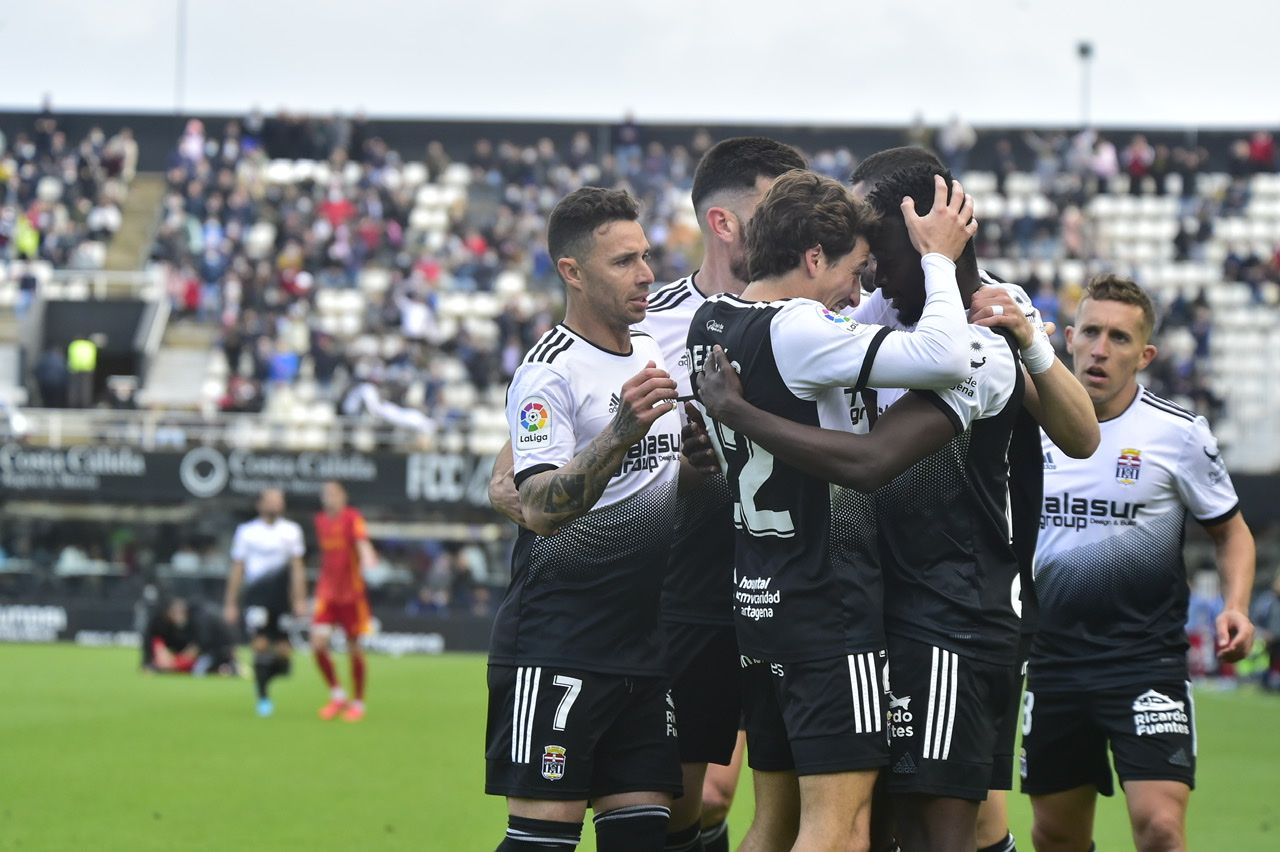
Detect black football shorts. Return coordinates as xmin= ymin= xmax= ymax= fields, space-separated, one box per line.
xmin=663 ymin=621 xmax=742 ymax=766
xmin=241 ymin=571 xmax=291 ymax=641
xmin=883 ymin=635 xmax=1016 ymax=800
xmin=485 ymin=664 xmax=682 ymax=801
xmin=742 ymin=650 xmax=890 ymax=776
xmin=1020 ymin=679 xmax=1197 ymax=796
xmin=989 ymin=633 xmax=1034 ymax=791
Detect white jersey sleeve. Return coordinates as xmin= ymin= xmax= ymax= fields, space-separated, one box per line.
xmin=230 ymin=524 xmax=248 ymax=562
xmin=918 ymin=326 xmax=1018 ymax=432
xmin=850 ymin=287 xmax=895 ymax=326
xmin=774 ymin=253 xmax=969 ymax=398
xmin=1174 ymin=415 xmax=1240 ymax=523
xmin=506 ymin=362 xmax=577 ymax=485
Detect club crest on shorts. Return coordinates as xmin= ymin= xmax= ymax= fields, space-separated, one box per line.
xmin=1115 ymin=447 xmax=1142 ymax=485
xmin=517 ymin=398 xmax=553 ymax=448
xmin=540 ymin=745 xmax=567 ymax=781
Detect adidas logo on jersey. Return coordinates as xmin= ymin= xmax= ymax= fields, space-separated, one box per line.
xmin=1042 ymin=450 xmax=1056 ymax=471
xmin=608 ymin=393 xmax=621 ymax=415
xmin=892 ymin=752 xmax=918 ymax=774
xmin=1132 ymin=689 xmax=1190 ymax=737
xmin=1168 ymin=747 xmax=1191 ymax=768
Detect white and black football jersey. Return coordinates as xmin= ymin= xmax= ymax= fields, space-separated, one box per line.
xmin=687 ymin=252 xmax=969 ymax=663
xmin=230 ymin=517 xmax=305 ymax=585
xmin=637 ymin=274 xmax=735 ymax=625
xmin=856 ymin=270 xmax=1045 ymax=639
xmin=1030 ymin=386 xmax=1239 ymax=691
xmin=871 ymin=321 xmax=1025 ymax=665
xmin=491 ymin=324 xmax=682 ymax=677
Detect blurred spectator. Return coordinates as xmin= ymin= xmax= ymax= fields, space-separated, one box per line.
xmin=66 ymin=335 xmax=100 ymax=408
xmin=1091 ymin=135 xmax=1120 ymax=194
xmin=1123 ymin=134 xmax=1155 ymax=195
xmin=34 ymin=345 xmax=69 ymax=408
xmin=1249 ymin=573 xmax=1280 ymax=691
xmin=1247 ymin=131 xmax=1276 ymax=173
xmin=170 ymin=544 xmax=202 ymax=573
xmin=937 ymin=114 xmax=977 ymax=175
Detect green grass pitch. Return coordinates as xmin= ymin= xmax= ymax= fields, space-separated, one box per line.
xmin=1 ymin=644 xmax=1277 ymax=850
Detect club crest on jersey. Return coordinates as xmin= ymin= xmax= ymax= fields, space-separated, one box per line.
xmin=517 ymin=398 xmax=552 ymax=448
xmin=540 ymin=745 xmax=567 ymax=781
xmin=1115 ymin=447 xmax=1142 ymax=485
xmin=816 ymin=305 xmax=858 ymax=330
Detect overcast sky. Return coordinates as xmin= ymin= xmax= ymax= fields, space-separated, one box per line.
xmin=2 ymin=0 xmax=1275 ymax=127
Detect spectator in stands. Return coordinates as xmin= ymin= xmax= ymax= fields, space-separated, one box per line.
xmin=170 ymin=543 xmax=202 ymax=574
xmin=1091 ymin=134 xmax=1120 ymax=194
xmin=1247 ymin=131 xmax=1276 ymax=173
xmin=1123 ymin=134 xmax=1155 ymax=194
xmin=1250 ymin=572 xmax=1280 ymax=691
xmin=937 ymin=114 xmax=977 ymax=175
xmin=34 ymin=345 xmax=68 ymax=408
xmin=66 ymin=335 xmax=101 ymax=408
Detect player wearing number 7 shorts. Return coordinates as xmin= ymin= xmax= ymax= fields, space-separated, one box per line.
xmin=483 ymin=188 xmax=687 ymax=852
xmin=685 ymin=169 xmax=977 ymax=851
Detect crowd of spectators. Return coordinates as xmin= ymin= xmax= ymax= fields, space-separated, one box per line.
xmin=0 ymin=103 xmax=137 ymax=279
xmin=147 ymin=112 xmax=1280 ymax=432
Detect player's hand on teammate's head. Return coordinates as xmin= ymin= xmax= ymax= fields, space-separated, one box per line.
xmin=696 ymin=345 xmax=744 ymax=422
xmin=969 ymin=286 xmax=1036 ymax=348
xmin=1215 ymin=608 xmax=1255 ymax=663
xmin=612 ymin=361 xmax=678 ymax=443
xmin=681 ymin=402 xmax=719 ymax=476
xmin=901 ymin=175 xmax=978 ymax=262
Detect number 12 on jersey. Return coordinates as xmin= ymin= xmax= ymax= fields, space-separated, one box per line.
xmin=710 ymin=421 xmax=796 ymax=538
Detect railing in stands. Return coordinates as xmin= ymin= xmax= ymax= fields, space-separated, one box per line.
xmin=0 ymin=407 xmax=476 ymax=453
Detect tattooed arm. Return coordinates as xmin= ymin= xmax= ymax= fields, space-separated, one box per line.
xmin=519 ymin=362 xmax=678 ymax=536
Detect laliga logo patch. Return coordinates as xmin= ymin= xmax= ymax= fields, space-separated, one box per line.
xmin=517 ymin=398 xmax=552 ymax=448
xmin=1115 ymin=447 xmax=1142 ymax=485
xmin=816 ymin=305 xmax=858 ymax=330
xmin=540 ymin=745 xmax=567 ymax=781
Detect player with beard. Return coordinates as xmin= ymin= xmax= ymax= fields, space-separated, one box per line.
xmin=223 ymin=488 xmax=307 ymax=717
xmin=490 ymin=137 xmax=807 ymax=852
xmin=691 ymin=164 xmax=1042 ymax=852
xmin=483 ymin=187 xmax=686 ymax=852
xmin=687 ymin=169 xmax=978 ymax=852
xmin=850 ymin=147 xmax=1098 ymax=852
xmin=641 ymin=137 xmax=805 ymax=852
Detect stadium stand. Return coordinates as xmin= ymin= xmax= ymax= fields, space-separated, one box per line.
xmin=131 ymin=120 xmax=1280 ymax=470
xmin=2 ymin=110 xmax=1279 ymax=622
xmin=0 ymin=111 xmax=137 ymax=276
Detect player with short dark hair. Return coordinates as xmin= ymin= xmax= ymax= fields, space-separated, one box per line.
xmin=223 ymin=488 xmax=307 ymax=717
xmin=691 ymin=164 xmax=1034 ymax=852
xmin=312 ymin=480 xmax=377 ymax=723
xmin=485 ymin=186 xmax=687 ymax=851
xmin=686 ymin=169 xmax=977 ymax=851
xmin=1023 ymin=275 xmax=1256 ymax=852
xmin=639 ymin=136 xmax=805 ymax=852
xmin=851 ymin=146 xmax=1098 ymax=852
